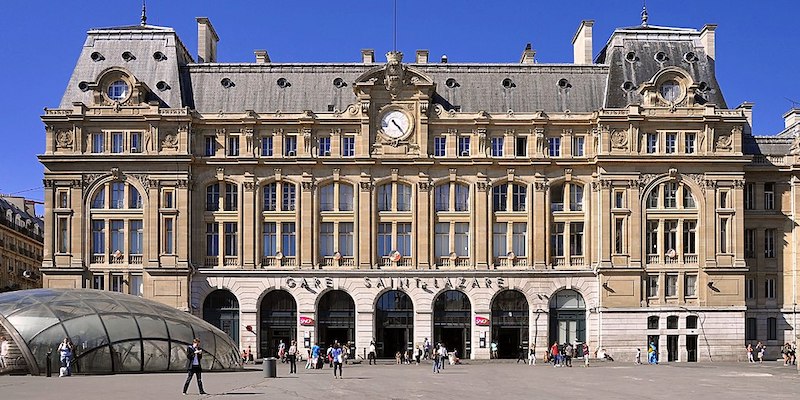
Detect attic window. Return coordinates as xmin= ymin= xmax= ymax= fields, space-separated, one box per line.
xmin=107 ymin=80 xmax=129 ymax=101
xmin=621 ymin=81 xmax=636 ymax=92
xmin=684 ymin=52 xmax=699 ymax=63
xmin=501 ymin=78 xmax=515 ymax=89
xmin=557 ymin=78 xmax=570 ymax=89
xmin=277 ymin=78 xmax=291 ymax=88
xmin=90 ymin=52 xmax=105 ymax=62
xmin=78 ymin=81 xmax=90 ymax=92
xmin=153 ymin=51 xmax=167 ymax=61
xmin=333 ymin=77 xmax=346 ymax=88
xmin=220 ymin=78 xmax=234 ymax=88
xmin=654 ymin=52 xmax=668 ymax=63
xmin=156 ymin=81 xmax=170 ymax=91
xmin=122 ymin=51 xmax=136 ymax=62
xmin=625 ymin=51 xmax=637 ymax=63
xmin=659 ymin=80 xmax=681 ymax=103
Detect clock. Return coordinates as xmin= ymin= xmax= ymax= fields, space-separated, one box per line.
xmin=380 ymin=110 xmax=411 ymax=139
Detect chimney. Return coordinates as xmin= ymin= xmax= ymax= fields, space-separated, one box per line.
xmin=519 ymin=43 xmax=536 ymax=64
xmin=361 ymin=49 xmax=374 ymax=63
xmin=440 ymin=54 xmax=448 ymax=63
xmin=254 ymin=50 xmax=271 ymax=63
xmin=415 ymin=50 xmax=429 ymax=64
xmin=737 ymin=102 xmax=754 ymax=135
xmin=571 ymin=20 xmax=594 ymax=65
xmin=700 ymin=24 xmax=717 ymax=60
xmin=784 ymin=108 xmax=800 ymax=129
xmin=196 ymin=17 xmax=219 ymax=63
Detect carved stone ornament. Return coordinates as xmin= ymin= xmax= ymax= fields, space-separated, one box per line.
xmin=110 ymin=167 xmax=121 ymax=180
xmin=83 ymin=173 xmax=104 ymax=189
xmin=476 ymin=181 xmax=490 ymax=192
xmin=638 ymin=173 xmax=659 ymax=188
xmin=243 ymin=181 xmax=256 ymax=191
xmin=790 ymin=134 xmax=800 ymax=155
xmin=301 ymin=181 xmax=315 ymax=191
xmin=215 ymin=128 xmax=226 ymax=137
xmin=417 ymin=181 xmax=431 ymax=192
xmin=534 ymin=181 xmax=549 ymax=192
xmin=420 ymin=102 xmax=429 ymax=115
xmin=130 ymin=174 xmax=152 ymax=191
xmin=55 ymin=129 xmax=74 ymax=149
xmin=43 ymin=179 xmax=54 ymax=189
xmin=360 ymin=101 xmax=370 ymax=115
xmin=162 ymin=132 xmax=178 ymax=149
xmin=359 ymin=181 xmax=374 ymax=192
xmin=686 ymin=173 xmax=707 ymax=193
xmin=384 ymin=51 xmax=406 ymax=97
xmin=733 ymin=179 xmax=746 ymax=188
xmin=610 ymin=129 xmax=628 ymax=150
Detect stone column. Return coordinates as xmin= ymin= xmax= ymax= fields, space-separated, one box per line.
xmin=242 ymin=180 xmax=256 ymax=269
xmin=358 ymin=179 xmax=373 ymax=269
xmin=417 ymin=179 xmax=431 ymax=269
xmin=300 ymin=179 xmax=315 ymax=268
xmin=475 ymin=180 xmax=490 ymax=269
xmin=70 ymin=181 xmax=85 ymax=269
xmin=533 ymin=180 xmax=548 ymax=269
xmin=42 ymin=180 xmax=55 ymax=267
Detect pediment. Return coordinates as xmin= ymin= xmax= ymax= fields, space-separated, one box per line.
xmin=354 ymin=51 xmax=434 ymax=98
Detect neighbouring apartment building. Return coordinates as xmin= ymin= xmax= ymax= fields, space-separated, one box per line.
xmin=0 ymin=196 xmax=44 ymax=291
xmin=38 ymin=14 xmax=800 ymax=362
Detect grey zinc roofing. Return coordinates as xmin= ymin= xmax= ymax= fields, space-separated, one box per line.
xmin=185 ymin=63 xmax=609 ymax=114
xmin=602 ymin=38 xmax=726 ymax=109
xmin=743 ymin=134 xmax=793 ymax=155
xmin=59 ymin=27 xmax=193 ymax=109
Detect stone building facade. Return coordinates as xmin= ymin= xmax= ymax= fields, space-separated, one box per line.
xmin=39 ymin=16 xmax=800 ymax=362
xmin=0 ymin=196 xmax=44 ymax=291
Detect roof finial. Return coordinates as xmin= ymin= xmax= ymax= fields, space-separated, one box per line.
xmin=641 ymin=0 xmax=649 ymax=27
xmin=140 ymin=0 xmax=147 ymax=26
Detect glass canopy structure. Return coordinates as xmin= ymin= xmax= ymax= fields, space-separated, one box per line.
xmin=0 ymin=289 xmax=241 ymax=375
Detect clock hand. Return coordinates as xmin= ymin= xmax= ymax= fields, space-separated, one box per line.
xmin=391 ymin=120 xmax=403 ymax=131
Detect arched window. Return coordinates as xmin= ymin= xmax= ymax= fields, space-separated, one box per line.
xmin=667 ymin=315 xmax=679 ymax=329
xmin=377 ymin=182 xmax=413 ymax=267
xmin=644 ymin=180 xmax=699 ymax=265
xmin=260 ymin=181 xmax=297 ymax=268
xmin=434 ymin=183 xmax=470 ymax=267
xmin=550 ymin=182 xmax=586 ymax=267
xmin=91 ymin=187 xmax=105 ymax=209
xmin=492 ymin=183 xmax=526 ymax=212
xmin=319 ymin=182 xmax=354 ymax=212
xmin=206 ymin=183 xmax=219 ymax=211
xmin=492 ymin=182 xmax=528 ymax=267
xmin=377 ymin=182 xmax=412 ymax=212
xmin=88 ymin=181 xmax=145 ymax=266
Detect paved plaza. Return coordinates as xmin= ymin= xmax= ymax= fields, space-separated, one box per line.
xmin=1 ymin=360 xmax=799 ymax=399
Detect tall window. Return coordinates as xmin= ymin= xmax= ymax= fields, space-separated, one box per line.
xmin=263 ymin=183 xmax=277 ymax=211
xmin=319 ymin=182 xmax=354 ymax=211
xmin=664 ymin=220 xmax=678 ymax=254
xmin=397 ymin=223 xmax=411 ymax=256
xmin=515 ymin=137 xmax=527 ymax=157
xmin=746 ymin=278 xmax=755 ymax=299
xmin=342 ymin=136 xmax=355 ymax=157
xmin=92 ymin=220 xmax=105 ymax=255
xmin=454 ymin=223 xmax=469 ymax=256
xmin=129 ymin=187 xmax=142 ymax=208
xmin=224 ymin=183 xmax=238 ymax=211
xmin=492 ymin=223 xmax=507 ymax=258
xmin=512 ymin=223 xmax=526 ymax=257
xmin=646 ymin=133 xmax=657 ymax=153
xmin=320 ymin=223 xmax=335 ymax=257
xmin=283 ymin=183 xmax=296 ymax=211
xmin=434 ymin=223 xmax=449 ymax=257
xmin=647 ymin=275 xmax=659 ymax=298
xmin=570 ymin=185 xmax=583 ymax=211
xmin=458 ymin=136 xmax=470 ymax=156
xmin=746 ymin=318 xmax=757 ymax=341
xmin=573 ymin=136 xmax=585 ymax=157
xmin=377 ymin=223 xmax=392 ymax=257
xmin=491 ymin=137 xmax=504 ymax=157
xmin=551 ymin=222 xmax=565 ymax=257
xmin=767 ymin=317 xmax=777 ymax=341
xmin=435 ymin=184 xmax=450 ymax=211
xmin=130 ymin=132 xmax=142 ymax=153
xmin=111 ymin=182 xmax=125 ymax=209
xmin=111 ymin=132 xmax=124 ymax=153
xmin=338 ymin=223 xmax=354 ymax=256
xmin=206 ymin=184 xmax=220 ymax=211
xmin=262 ymin=223 xmax=276 ymax=257
xmin=205 ymin=136 xmax=216 ymax=156
xmin=377 ymin=184 xmax=392 ymax=211
xmin=764 ymin=183 xmax=775 ymax=210
xmin=110 ymin=220 xmax=124 ymax=254
xmin=744 ymin=183 xmax=755 ymax=210
xmin=284 ymin=136 xmax=297 ymax=156
xmin=685 ymin=133 xmax=696 ymax=153
xmin=665 ymin=275 xmax=678 ymax=297
xmin=663 ymin=182 xmax=678 ymax=208
xmin=511 ymin=184 xmax=526 ymax=211
xmin=223 ymin=222 xmax=237 ymax=256
xmin=548 ymin=137 xmax=561 ymax=157
xmin=93 ymin=274 xmax=105 ymax=290
xmin=765 ymin=278 xmax=776 ymax=299
xmin=57 ymin=217 xmax=68 ymax=253
xmin=492 ymin=185 xmax=508 ymax=212
xmin=378 ymin=182 xmax=411 ymax=211
xmin=397 ymin=184 xmax=411 ymax=211
xmin=254 ymin=136 xmax=270 ymax=158
xmin=281 ymin=222 xmax=296 ymax=256
xmin=339 ymin=183 xmax=354 ymax=211
xmin=614 ymin=218 xmax=624 ymax=254
xmin=92 ymin=133 xmax=104 ymax=153
xmin=434 ymin=136 xmax=446 ymax=157
xmin=435 ymin=183 xmax=469 ymax=212
xmin=683 ymin=220 xmax=697 ymax=254
xmin=227 ymin=136 xmax=239 ymax=156
xmin=318 ymin=137 xmax=331 ymax=156
xmin=111 ymin=275 xmax=124 ymax=292
xmin=719 ymin=217 xmax=728 ymax=253
xmin=130 ymin=275 xmax=143 ymax=296
xmin=685 ymin=275 xmax=697 ymax=297
xmin=744 ymin=229 xmax=755 ymax=258
xmin=764 ymin=229 xmax=776 ymax=258
xmin=206 ymin=223 xmax=219 ymax=256
xmin=665 ymin=133 xmax=676 ymax=153
xmin=569 ymin=222 xmax=583 ymax=256
xmin=163 ymin=218 xmax=174 ymax=255
xmin=646 ymin=221 xmax=659 ymax=255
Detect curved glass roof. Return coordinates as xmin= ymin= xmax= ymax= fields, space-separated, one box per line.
xmin=0 ymin=289 xmax=241 ymax=374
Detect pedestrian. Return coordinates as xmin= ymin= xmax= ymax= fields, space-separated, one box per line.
xmin=756 ymin=341 xmax=765 ymax=364
xmin=332 ymin=343 xmax=343 ymax=379
xmin=287 ymin=340 xmax=298 ymax=374
xmin=432 ymin=344 xmax=440 ymax=373
xmin=368 ymin=341 xmax=376 ymax=365
xmin=415 ymin=345 xmax=423 ymax=364
xmin=635 ymin=348 xmax=642 ymax=365
xmin=550 ymin=342 xmax=559 ymax=367
xmin=247 ymin=345 xmax=254 ymax=364
xmin=564 ymin=343 xmax=573 ymax=367
xmin=58 ymin=337 xmax=74 ymax=377
xmin=583 ymin=343 xmax=590 ymax=367
xmin=182 ymin=338 xmax=207 ymax=395
xmin=438 ymin=343 xmax=448 ymax=370
xmin=241 ymin=349 xmax=248 ymax=365
xmin=528 ymin=348 xmax=536 ymax=365
xmin=423 ymin=338 xmax=431 ymax=360
xmin=327 ymin=344 xmax=334 ymax=368
xmin=0 ymin=336 xmax=8 ymax=369
xmin=490 ymin=340 xmax=498 ymax=359
xmin=305 ymin=347 xmax=313 ymax=369
xmin=343 ymin=343 xmax=350 ymax=365
xmin=311 ymin=342 xmax=320 ymax=369
xmin=516 ymin=346 xmax=526 ymax=363
xmin=278 ymin=340 xmax=286 ymax=363
xmin=746 ymin=343 xmax=754 ymax=363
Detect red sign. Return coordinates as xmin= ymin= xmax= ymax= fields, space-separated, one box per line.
xmin=299 ymin=316 xmax=315 ymax=326
xmin=475 ymin=316 xmax=490 ymax=326
xmin=245 ymin=325 xmax=253 ymax=332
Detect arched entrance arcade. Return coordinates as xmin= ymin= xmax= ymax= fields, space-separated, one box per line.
xmin=202 ymin=289 xmax=240 ymax=348
xmin=433 ymin=290 xmax=471 ymax=359
xmin=375 ymin=290 xmax=414 ymax=358
xmin=548 ymin=289 xmax=586 ymax=346
xmin=491 ymin=289 xmax=529 ymax=358
xmin=259 ymin=290 xmax=297 ymax=358
xmin=317 ymin=290 xmax=355 ymax=348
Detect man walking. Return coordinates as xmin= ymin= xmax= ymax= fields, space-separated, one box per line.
xmin=287 ymin=340 xmax=298 ymax=374
xmin=182 ymin=338 xmax=207 ymax=395
xmin=432 ymin=344 xmax=440 ymax=373
xmin=368 ymin=341 xmax=376 ymax=365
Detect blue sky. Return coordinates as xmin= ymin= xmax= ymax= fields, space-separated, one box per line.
xmin=0 ymin=0 xmax=797 ymax=207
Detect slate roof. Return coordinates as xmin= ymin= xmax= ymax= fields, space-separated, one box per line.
xmin=743 ymin=135 xmax=793 ymax=155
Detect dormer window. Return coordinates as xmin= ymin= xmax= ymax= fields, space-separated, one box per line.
xmin=107 ymin=80 xmax=129 ymax=101
xmin=659 ymin=80 xmax=681 ymax=103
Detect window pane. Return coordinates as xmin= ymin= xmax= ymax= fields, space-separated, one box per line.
xmin=281 ymin=223 xmax=296 ymax=256
xmin=454 ymin=223 xmax=469 ymax=256
xmin=339 ymin=184 xmax=354 ymax=211
xmin=434 ymin=223 xmax=449 ymax=257
xmin=492 ymin=223 xmax=507 ymax=258
xmin=512 ymin=223 xmax=526 ymax=256
xmin=397 ymin=223 xmax=411 ymax=256
xmin=377 ymin=184 xmax=391 ymax=211
xmin=435 ymin=185 xmax=449 ymax=211
xmin=338 ymin=223 xmax=354 ymax=256
xmin=397 ymin=184 xmax=411 ymax=211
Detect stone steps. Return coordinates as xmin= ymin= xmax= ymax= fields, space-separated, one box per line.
xmin=0 ymin=325 xmax=27 ymax=375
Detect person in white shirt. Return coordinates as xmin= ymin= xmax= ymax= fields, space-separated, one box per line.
xmin=368 ymin=341 xmax=376 ymax=365
xmin=182 ymin=338 xmax=207 ymax=395
xmin=0 ymin=336 xmax=9 ymax=369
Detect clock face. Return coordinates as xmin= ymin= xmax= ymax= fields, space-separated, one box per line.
xmin=380 ymin=110 xmax=411 ymax=139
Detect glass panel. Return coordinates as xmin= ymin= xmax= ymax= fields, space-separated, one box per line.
xmin=77 ymin=345 xmax=113 ymax=374
xmin=142 ymin=340 xmax=170 ymax=371
xmin=27 ymin=324 xmax=69 ymax=373
xmin=101 ymin=314 xmax=140 ymax=343
xmin=61 ymin=314 xmax=108 ymax=354
xmin=165 ymin=319 xmax=195 ymax=344
xmin=194 ymin=330 xmax=216 ymax=370
xmin=137 ymin=315 xmax=169 ymax=338
xmin=170 ymin=341 xmax=189 ymax=370
xmin=6 ymin=304 xmax=59 ymax=341
xmin=111 ymin=340 xmax=143 ymax=372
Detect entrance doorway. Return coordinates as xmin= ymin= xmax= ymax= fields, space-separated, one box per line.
xmin=203 ymin=289 xmax=240 ymax=348
xmin=686 ymin=335 xmax=698 ymax=362
xmin=317 ymin=290 xmax=355 ymax=349
xmin=375 ymin=290 xmax=413 ymax=358
xmin=667 ymin=335 xmax=679 ymax=362
xmin=433 ymin=290 xmax=471 ymax=359
xmin=259 ymin=290 xmax=297 ymax=358
xmin=647 ymin=335 xmax=659 ymax=363
xmin=548 ymin=290 xmax=585 ymax=346
xmin=491 ymin=290 xmax=529 ymax=359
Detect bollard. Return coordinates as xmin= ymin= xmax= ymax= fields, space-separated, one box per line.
xmin=262 ymin=357 xmax=277 ymax=378
xmin=46 ymin=349 xmax=52 ymax=377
